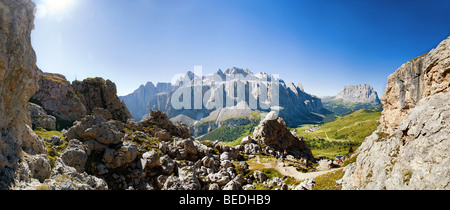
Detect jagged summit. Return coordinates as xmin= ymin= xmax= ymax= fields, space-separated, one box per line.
xmin=224 ymin=67 xmax=253 ymax=76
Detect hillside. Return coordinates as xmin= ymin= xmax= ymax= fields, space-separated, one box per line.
xmin=296 ymin=109 xmax=381 ymax=157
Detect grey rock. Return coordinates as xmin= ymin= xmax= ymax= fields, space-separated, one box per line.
xmin=341 ymin=92 xmax=450 ymax=190
xmin=160 ymin=155 xmax=176 ymax=175
xmin=103 ymin=142 xmax=138 ymax=169
xmin=29 ymin=102 xmax=56 ymax=130
xmin=0 ymin=0 xmax=47 ymax=189
xmin=380 ymin=36 xmax=450 ymax=133
xmin=65 ymin=114 xmax=124 ymax=145
xmin=139 ymin=149 xmax=160 ymax=170
xmin=252 ymin=112 xmax=314 ymax=160
xmin=209 ymin=183 xmax=220 ymax=190
xmin=60 ymin=139 xmax=89 ymax=173
xmin=253 ymin=170 xmax=267 ymax=183
xmin=222 ymin=180 xmax=241 ymax=190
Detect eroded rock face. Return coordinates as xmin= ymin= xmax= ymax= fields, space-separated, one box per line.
xmin=341 ymin=92 xmax=450 ymax=190
xmin=0 ymin=0 xmax=47 ymax=190
xmin=31 ymin=72 xmax=87 ymax=123
xmin=380 ymin=37 xmax=450 ymax=133
xmin=31 ymin=75 xmax=132 ymax=127
xmin=252 ymin=112 xmax=314 ymax=160
xmin=341 ymin=37 xmax=450 ymax=190
xmin=72 ymin=77 xmax=132 ymax=123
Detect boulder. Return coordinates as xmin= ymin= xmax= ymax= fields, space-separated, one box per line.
xmin=139 ymin=150 xmax=160 ymax=170
xmin=252 ymin=112 xmax=314 ymax=160
xmin=160 ymin=155 xmax=176 ymax=175
xmin=294 ymin=178 xmax=316 ymax=190
xmin=253 ymin=170 xmax=267 ymax=183
xmin=65 ymin=114 xmax=124 ymax=145
xmin=222 ymin=180 xmax=241 ymax=190
xmin=206 ymin=171 xmax=230 ymax=186
xmin=60 ymin=139 xmax=90 ymax=173
xmin=103 ymin=142 xmax=138 ymax=169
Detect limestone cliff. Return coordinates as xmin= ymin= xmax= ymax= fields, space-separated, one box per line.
xmin=380 ymin=37 xmax=450 ymax=133
xmin=0 ymin=0 xmax=48 ymax=190
xmin=340 ymin=37 xmax=450 ymax=190
xmin=335 ymin=84 xmax=381 ymax=105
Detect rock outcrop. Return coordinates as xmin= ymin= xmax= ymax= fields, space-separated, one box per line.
xmin=30 ymin=71 xmax=87 ymax=124
xmin=340 ymin=36 xmax=450 ymax=190
xmin=31 ymin=75 xmax=132 ymax=128
xmin=341 ymin=92 xmax=450 ymax=190
xmin=0 ymin=0 xmax=48 ymax=190
xmin=29 ymin=102 xmax=56 ymax=130
xmin=72 ymin=77 xmax=132 ymax=123
xmin=251 ymin=112 xmax=314 ymax=160
xmin=380 ymin=37 xmax=450 ymax=133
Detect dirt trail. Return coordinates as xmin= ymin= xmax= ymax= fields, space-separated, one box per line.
xmin=251 ymin=156 xmax=339 ymax=181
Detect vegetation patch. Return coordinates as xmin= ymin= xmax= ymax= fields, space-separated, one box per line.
xmin=199 ymin=120 xmax=259 ymax=146
xmin=296 ymin=109 xmax=380 ymax=158
xmin=34 ymin=128 xmax=67 ymax=168
xmin=312 ymin=168 xmax=345 ymax=190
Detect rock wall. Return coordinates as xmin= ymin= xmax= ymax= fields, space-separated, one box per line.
xmin=341 ymin=92 xmax=450 ymax=190
xmin=341 ymin=36 xmax=450 ymax=190
xmin=0 ymin=0 xmax=47 ymax=189
xmin=380 ymin=37 xmax=450 ymax=133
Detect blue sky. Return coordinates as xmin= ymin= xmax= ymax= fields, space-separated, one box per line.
xmin=31 ymin=0 xmax=450 ymax=97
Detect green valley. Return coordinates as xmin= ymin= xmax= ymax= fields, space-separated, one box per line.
xmin=295 ymin=109 xmax=381 ymax=158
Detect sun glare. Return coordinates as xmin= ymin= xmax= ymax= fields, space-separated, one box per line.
xmin=46 ymin=0 xmax=73 ymax=12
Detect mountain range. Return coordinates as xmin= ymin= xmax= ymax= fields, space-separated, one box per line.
xmin=120 ymin=67 xmax=328 ymax=129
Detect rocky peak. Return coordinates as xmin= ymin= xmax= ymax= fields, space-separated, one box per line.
xmin=335 ymin=84 xmax=381 ymax=105
xmin=224 ymin=67 xmax=253 ymax=76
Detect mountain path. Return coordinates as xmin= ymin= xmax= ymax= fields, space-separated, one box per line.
xmin=251 ymin=156 xmax=339 ymax=181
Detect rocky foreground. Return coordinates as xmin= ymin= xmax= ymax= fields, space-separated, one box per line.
xmin=14 ymin=109 xmax=314 ymax=190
